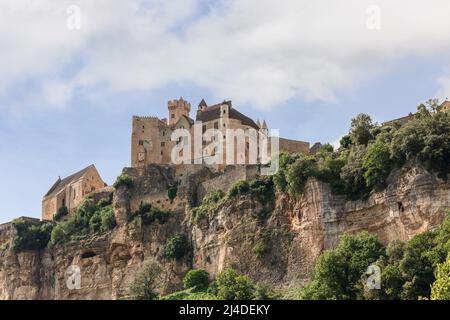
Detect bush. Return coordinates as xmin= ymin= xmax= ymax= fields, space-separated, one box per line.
xmin=54 ymin=206 xmax=68 ymax=221
xmin=130 ymin=202 xmax=170 ymax=225
xmin=11 ymin=219 xmax=54 ymax=252
xmin=113 ymin=174 xmax=133 ymax=189
xmin=164 ymin=233 xmax=189 ymax=260
xmin=129 ymin=262 xmax=162 ymax=300
xmin=167 ymin=182 xmax=179 ymax=201
xmin=192 ymin=191 xmax=225 ymax=224
xmin=214 ymin=268 xmax=256 ymax=300
xmin=183 ymin=269 xmax=210 ymax=291
xmin=228 ymin=180 xmax=250 ymax=198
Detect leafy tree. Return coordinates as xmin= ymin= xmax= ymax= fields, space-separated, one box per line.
xmin=349 ymin=114 xmax=375 ymax=146
xmin=363 ymin=140 xmax=393 ymax=191
xmin=213 ymin=268 xmax=256 ymax=300
xmin=285 ymin=155 xmax=317 ymax=197
xmin=183 ymin=269 xmax=210 ymax=291
xmin=129 ymin=262 xmax=162 ymax=300
xmin=300 ymin=232 xmax=385 ymax=300
xmin=164 ymin=233 xmax=189 ymax=260
xmin=430 ymin=255 xmax=450 ymax=300
xmin=340 ymin=145 xmax=368 ymax=199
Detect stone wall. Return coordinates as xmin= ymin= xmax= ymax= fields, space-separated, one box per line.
xmin=197 ymin=165 xmax=259 ymax=201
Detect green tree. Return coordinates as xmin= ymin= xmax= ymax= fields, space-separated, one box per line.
xmin=129 ymin=262 xmax=162 ymax=300
xmin=214 ymin=268 xmax=256 ymax=300
xmin=430 ymin=255 xmax=450 ymax=300
xmin=183 ymin=269 xmax=210 ymax=291
xmin=363 ymin=140 xmax=393 ymax=192
xmin=349 ymin=114 xmax=374 ymax=146
xmin=164 ymin=233 xmax=189 ymax=260
xmin=300 ymin=232 xmax=385 ymax=300
xmin=340 ymin=145 xmax=368 ymax=199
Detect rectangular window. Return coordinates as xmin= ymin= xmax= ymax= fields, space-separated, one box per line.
xmin=161 ymin=142 xmax=165 ymax=147
xmin=139 ymin=140 xmax=144 ymax=146
xmin=202 ymin=125 xmax=206 ymax=133
xmin=171 ymin=114 xmax=175 ymax=118
xmin=214 ymin=122 xmax=219 ymax=129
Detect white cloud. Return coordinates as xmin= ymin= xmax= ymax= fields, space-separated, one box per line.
xmin=2 ymin=0 xmax=450 ymax=111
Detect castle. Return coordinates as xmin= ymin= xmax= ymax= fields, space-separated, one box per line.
xmin=131 ymin=97 xmax=310 ymax=167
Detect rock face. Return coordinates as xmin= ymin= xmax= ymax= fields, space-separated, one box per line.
xmin=0 ymin=165 xmax=448 ymax=299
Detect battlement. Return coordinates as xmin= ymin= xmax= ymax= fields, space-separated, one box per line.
xmin=168 ymin=97 xmax=191 ymax=112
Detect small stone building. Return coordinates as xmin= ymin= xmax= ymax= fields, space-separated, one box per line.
xmin=42 ymin=165 xmax=107 ymax=221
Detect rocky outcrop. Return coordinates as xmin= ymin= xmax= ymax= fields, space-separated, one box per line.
xmin=0 ymin=165 xmax=448 ymax=299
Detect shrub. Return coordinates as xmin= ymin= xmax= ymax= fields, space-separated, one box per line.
xmin=183 ymin=269 xmax=210 ymax=291
xmin=192 ymin=191 xmax=225 ymax=224
xmin=54 ymin=206 xmax=68 ymax=221
xmin=11 ymin=219 xmax=54 ymax=252
xmin=129 ymin=202 xmax=170 ymax=225
xmin=167 ymin=182 xmax=179 ymax=201
xmin=214 ymin=268 xmax=256 ymax=300
xmin=228 ymin=180 xmax=250 ymax=198
xmin=164 ymin=233 xmax=189 ymax=260
xmin=129 ymin=262 xmax=162 ymax=300
xmin=113 ymin=174 xmax=133 ymax=189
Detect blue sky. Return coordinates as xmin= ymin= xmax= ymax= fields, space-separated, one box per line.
xmin=1 ymin=0 xmax=450 ymax=223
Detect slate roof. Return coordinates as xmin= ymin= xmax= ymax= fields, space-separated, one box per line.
xmin=196 ymin=101 xmax=259 ymax=130
xmin=44 ymin=165 xmax=95 ymax=198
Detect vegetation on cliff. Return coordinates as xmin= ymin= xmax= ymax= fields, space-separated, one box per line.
xmin=50 ymin=197 xmax=116 ymax=246
xmin=11 ymin=218 xmax=54 ymax=252
xmin=274 ymin=100 xmax=450 ymax=199
xmin=296 ymin=214 xmax=450 ymax=300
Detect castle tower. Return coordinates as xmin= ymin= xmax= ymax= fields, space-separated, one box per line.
xmin=168 ymin=97 xmax=191 ymax=126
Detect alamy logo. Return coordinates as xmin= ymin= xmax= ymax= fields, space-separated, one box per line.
xmin=66 ymin=265 xmax=81 ymax=290
xmin=366 ymin=264 xmax=381 ymax=290
xmin=67 ymin=5 xmax=82 ymax=30
xmin=169 ymin=123 xmax=279 ymax=175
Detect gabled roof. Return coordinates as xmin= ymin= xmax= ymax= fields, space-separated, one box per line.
xmin=44 ymin=165 xmax=95 ymax=198
xmin=196 ymin=100 xmax=259 ymax=130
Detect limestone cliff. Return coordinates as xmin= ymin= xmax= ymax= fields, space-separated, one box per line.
xmin=0 ymin=164 xmax=448 ymax=300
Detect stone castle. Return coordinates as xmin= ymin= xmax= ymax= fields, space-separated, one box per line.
xmin=131 ymin=98 xmax=310 ymax=167
xmin=39 ymin=99 xmax=450 ymax=221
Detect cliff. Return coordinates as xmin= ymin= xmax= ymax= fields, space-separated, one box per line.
xmin=0 ymin=164 xmax=448 ymax=300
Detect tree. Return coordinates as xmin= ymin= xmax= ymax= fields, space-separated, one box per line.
xmin=300 ymin=232 xmax=385 ymax=300
xmin=340 ymin=145 xmax=368 ymax=199
xmin=285 ymin=155 xmax=317 ymax=197
xmin=430 ymin=255 xmax=450 ymax=300
xmin=183 ymin=269 xmax=210 ymax=291
xmin=164 ymin=233 xmax=189 ymax=260
xmin=214 ymin=268 xmax=256 ymax=300
xmin=363 ymin=140 xmax=393 ymax=192
xmin=350 ymin=114 xmax=374 ymax=146
xmin=129 ymin=262 xmax=162 ymax=300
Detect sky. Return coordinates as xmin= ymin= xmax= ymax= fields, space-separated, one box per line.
xmin=1 ymin=0 xmax=450 ymax=223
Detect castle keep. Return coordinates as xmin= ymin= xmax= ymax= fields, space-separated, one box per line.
xmin=131 ymin=98 xmax=310 ymax=167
